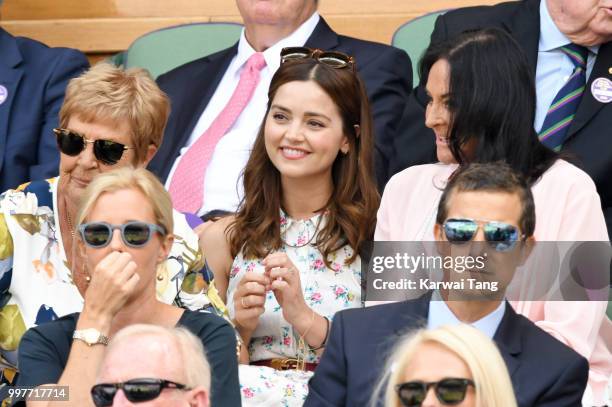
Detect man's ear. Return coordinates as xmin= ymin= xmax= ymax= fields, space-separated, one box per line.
xmin=187 ymin=386 xmax=210 ymax=407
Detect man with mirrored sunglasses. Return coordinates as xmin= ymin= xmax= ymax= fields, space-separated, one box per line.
xmin=93 ymin=324 xmax=210 ymax=407
xmin=305 ymin=163 xmax=589 ymax=407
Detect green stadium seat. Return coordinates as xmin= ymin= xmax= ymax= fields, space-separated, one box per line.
xmin=112 ymin=22 xmax=243 ymax=79
xmin=392 ymin=10 xmax=448 ymax=84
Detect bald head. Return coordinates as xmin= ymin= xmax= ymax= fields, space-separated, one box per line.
xmin=96 ymin=325 xmax=210 ymax=407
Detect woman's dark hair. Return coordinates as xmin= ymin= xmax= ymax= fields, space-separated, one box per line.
xmin=419 ymin=27 xmax=558 ymax=185
xmin=228 ymin=58 xmax=380 ymax=266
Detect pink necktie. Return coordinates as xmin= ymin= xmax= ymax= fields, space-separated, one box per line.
xmin=169 ymin=52 xmax=267 ymax=213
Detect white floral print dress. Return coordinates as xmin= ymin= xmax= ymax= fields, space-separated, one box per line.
xmin=226 ymin=211 xmax=362 ymax=406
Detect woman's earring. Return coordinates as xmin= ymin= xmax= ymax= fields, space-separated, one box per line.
xmin=353 ymin=124 xmax=361 ymax=139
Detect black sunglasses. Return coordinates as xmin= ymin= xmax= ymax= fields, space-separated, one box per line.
xmin=396 ymin=378 xmax=475 ymax=406
xmin=78 ymin=221 xmax=166 ymax=248
xmin=443 ymin=218 xmax=524 ymax=252
xmin=54 ymin=128 xmax=133 ymax=165
xmin=91 ymin=378 xmax=191 ymax=406
xmin=280 ymin=47 xmax=356 ymax=72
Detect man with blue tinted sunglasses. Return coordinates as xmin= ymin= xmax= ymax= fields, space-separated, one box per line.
xmin=306 ymin=162 xmax=589 ymax=407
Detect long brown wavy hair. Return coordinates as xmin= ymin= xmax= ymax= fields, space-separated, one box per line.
xmin=228 ymin=58 xmax=380 ymax=266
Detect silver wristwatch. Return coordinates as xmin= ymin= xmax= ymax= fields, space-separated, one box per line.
xmin=73 ymin=328 xmax=109 ymax=346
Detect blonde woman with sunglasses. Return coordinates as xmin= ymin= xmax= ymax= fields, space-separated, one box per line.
xmin=14 ymin=168 xmax=240 ymax=407
xmin=379 ymin=324 xmax=517 ymax=407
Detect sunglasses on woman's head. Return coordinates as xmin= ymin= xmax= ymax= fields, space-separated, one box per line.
xmin=443 ymin=218 xmax=523 ymax=252
xmin=54 ymin=128 xmax=133 ymax=165
xmin=280 ymin=47 xmax=356 ymax=72
xmin=396 ymin=378 xmax=475 ymax=406
xmin=78 ymin=221 xmax=167 ymax=248
xmin=91 ymin=378 xmax=191 ymax=406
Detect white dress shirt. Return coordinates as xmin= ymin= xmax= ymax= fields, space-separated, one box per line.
xmin=427 ymin=290 xmax=506 ymax=339
xmin=166 ymin=12 xmax=321 ymax=215
xmin=534 ymin=0 xmax=599 ymax=132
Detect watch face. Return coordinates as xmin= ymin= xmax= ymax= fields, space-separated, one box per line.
xmin=83 ymin=329 xmax=99 ymax=343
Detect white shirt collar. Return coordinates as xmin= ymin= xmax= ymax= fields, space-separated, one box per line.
xmin=539 ymin=0 xmax=599 ymax=55
xmin=427 ymin=290 xmax=506 ymax=339
xmin=235 ymin=11 xmax=321 ymax=75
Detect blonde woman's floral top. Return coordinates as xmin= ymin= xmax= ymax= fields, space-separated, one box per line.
xmin=227 ymin=210 xmax=362 ymax=364
xmin=0 ymin=178 xmax=224 ymax=374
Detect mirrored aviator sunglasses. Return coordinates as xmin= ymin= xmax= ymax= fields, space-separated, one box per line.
xmin=396 ymin=378 xmax=475 ymax=406
xmin=53 ymin=128 xmax=132 ymax=165
xmin=280 ymin=46 xmax=356 ymax=71
xmin=91 ymin=378 xmax=191 ymax=406
xmin=78 ymin=221 xmax=167 ymax=249
xmin=443 ymin=218 xmax=522 ymax=252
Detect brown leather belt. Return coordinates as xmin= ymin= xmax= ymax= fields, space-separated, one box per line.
xmin=251 ymin=358 xmax=318 ymax=372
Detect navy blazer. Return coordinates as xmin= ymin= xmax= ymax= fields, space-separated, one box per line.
xmin=305 ymin=294 xmax=589 ymax=407
xmin=0 ymin=28 xmax=89 ymax=191
xmin=389 ymin=0 xmax=612 ymax=238
xmin=150 ymin=17 xmax=412 ymax=188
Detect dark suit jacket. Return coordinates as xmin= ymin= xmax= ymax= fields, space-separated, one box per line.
xmin=0 ymin=27 xmax=89 ymax=191
xmin=150 ymin=17 xmax=412 ymax=188
xmin=305 ymin=294 xmax=589 ymax=407
xmin=389 ymin=0 xmax=612 ymax=237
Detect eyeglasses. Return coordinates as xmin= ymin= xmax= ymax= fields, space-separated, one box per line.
xmin=280 ymin=47 xmax=356 ymax=72
xmin=91 ymin=378 xmax=191 ymax=406
xmin=396 ymin=378 xmax=475 ymax=406
xmin=78 ymin=221 xmax=167 ymax=248
xmin=443 ymin=218 xmax=524 ymax=252
xmin=54 ymin=128 xmax=133 ymax=165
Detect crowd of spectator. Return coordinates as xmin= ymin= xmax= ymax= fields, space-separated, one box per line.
xmin=0 ymin=0 xmax=610 ymax=406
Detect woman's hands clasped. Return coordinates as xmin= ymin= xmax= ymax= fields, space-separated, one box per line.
xmin=264 ymin=252 xmax=309 ymax=327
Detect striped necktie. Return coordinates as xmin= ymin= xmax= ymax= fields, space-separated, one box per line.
xmin=538 ymin=44 xmax=589 ymax=151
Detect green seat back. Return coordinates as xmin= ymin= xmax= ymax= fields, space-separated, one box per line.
xmin=117 ymin=22 xmax=243 ymax=79
xmin=392 ymin=10 xmax=448 ymax=83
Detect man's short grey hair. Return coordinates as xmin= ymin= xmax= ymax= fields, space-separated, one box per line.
xmin=105 ymin=324 xmax=211 ymax=391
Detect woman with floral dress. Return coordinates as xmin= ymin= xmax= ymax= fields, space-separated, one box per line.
xmin=0 ymin=63 xmax=220 ymax=385
xmin=200 ymin=49 xmax=380 ymax=405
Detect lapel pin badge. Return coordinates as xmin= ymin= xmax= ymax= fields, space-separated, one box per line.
xmin=0 ymin=85 xmax=8 ymax=105
xmin=590 ymin=77 xmax=612 ymax=104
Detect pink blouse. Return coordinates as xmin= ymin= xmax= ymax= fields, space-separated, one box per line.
xmin=376 ymin=160 xmax=611 ymax=403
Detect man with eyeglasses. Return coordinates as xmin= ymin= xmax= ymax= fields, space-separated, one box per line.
xmin=93 ymin=324 xmax=210 ymax=407
xmin=148 ymin=0 xmax=412 ymax=217
xmin=305 ymin=162 xmax=589 ymax=407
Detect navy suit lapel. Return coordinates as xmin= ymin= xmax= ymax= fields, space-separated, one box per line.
xmin=392 ymin=292 xmax=432 ymax=336
xmin=503 ymin=0 xmax=540 ymax=73
xmin=0 ymin=29 xmax=24 ymax=174
xmin=567 ymin=41 xmax=612 ymax=138
xmin=493 ymin=302 xmax=522 ymax=379
xmin=304 ymin=17 xmax=339 ymax=51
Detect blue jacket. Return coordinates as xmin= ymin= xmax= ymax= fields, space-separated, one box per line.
xmin=305 ymin=293 xmax=589 ymax=407
xmin=0 ymin=27 xmax=88 ymax=191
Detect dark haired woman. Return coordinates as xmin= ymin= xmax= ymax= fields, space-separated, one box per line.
xmin=200 ymin=49 xmax=379 ymax=405
xmin=376 ymin=28 xmax=610 ymax=402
